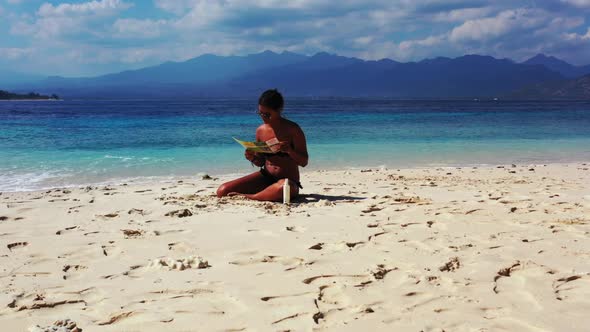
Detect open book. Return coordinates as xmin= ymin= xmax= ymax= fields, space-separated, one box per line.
xmin=233 ymin=137 xmax=279 ymax=154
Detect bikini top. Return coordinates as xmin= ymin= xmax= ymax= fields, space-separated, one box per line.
xmin=270 ymin=151 xmax=290 ymax=157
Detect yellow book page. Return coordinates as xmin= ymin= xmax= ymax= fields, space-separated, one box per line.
xmin=233 ymin=137 xmax=274 ymax=153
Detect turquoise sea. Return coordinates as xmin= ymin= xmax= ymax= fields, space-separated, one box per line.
xmin=1 ymin=99 xmax=590 ymax=191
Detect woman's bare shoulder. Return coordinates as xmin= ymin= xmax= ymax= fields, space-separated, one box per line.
xmin=255 ymin=124 xmax=273 ymax=139
xmin=283 ymin=118 xmax=303 ymax=131
xmin=256 ymin=123 xmax=270 ymax=132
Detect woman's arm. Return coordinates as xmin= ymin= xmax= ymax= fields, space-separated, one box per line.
xmin=279 ymin=125 xmax=308 ymax=167
xmin=245 ymin=125 xmax=266 ymax=167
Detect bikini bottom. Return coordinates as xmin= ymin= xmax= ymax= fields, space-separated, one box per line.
xmin=260 ymin=167 xmax=303 ymax=189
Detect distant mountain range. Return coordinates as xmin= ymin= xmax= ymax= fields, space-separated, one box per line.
xmin=3 ymin=51 xmax=590 ymax=99
xmin=509 ymin=74 xmax=590 ymax=99
xmin=522 ymin=54 xmax=590 ymax=79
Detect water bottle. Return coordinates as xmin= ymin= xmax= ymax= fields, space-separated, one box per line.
xmin=283 ymin=179 xmax=290 ymax=204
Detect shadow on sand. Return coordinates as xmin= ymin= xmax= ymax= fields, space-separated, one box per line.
xmin=294 ymin=193 xmax=366 ymax=203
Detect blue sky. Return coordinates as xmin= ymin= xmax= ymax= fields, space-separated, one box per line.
xmin=1 ymin=0 xmax=589 ymax=76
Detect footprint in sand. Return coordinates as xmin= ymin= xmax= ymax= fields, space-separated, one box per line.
xmin=554 ymin=274 xmax=590 ymax=301
xmin=128 ymin=208 xmax=150 ymax=216
xmin=302 ymin=265 xmax=395 ymax=285
xmin=7 ymin=242 xmax=28 ymax=251
xmin=166 ymin=241 xmax=195 ymax=252
xmin=308 ymin=241 xmax=366 ymax=252
xmin=151 ymin=229 xmax=190 ymax=237
xmin=554 ymin=217 xmax=588 ymax=225
xmin=14 ymin=297 xmax=86 ymax=312
xmin=315 ymin=200 xmax=335 ymax=207
xmin=97 ymin=311 xmax=134 ymax=326
xmin=479 ymin=306 xmax=510 ymax=320
xmin=229 ymin=255 xmax=306 ymax=269
xmin=121 ymin=229 xmax=144 ymax=238
xmin=303 ymin=266 xmax=397 ymax=325
xmin=362 ymin=205 xmax=384 ymax=214
xmin=345 ymin=241 xmax=365 ymax=249
xmin=29 ymin=319 xmax=82 ymax=332
xmin=492 ymin=261 xmax=555 ymax=308
xmin=165 ymin=209 xmax=193 ymax=218
xmin=62 ymin=265 xmax=88 ymax=280
xmin=497 ymin=194 xmax=532 ymax=205
xmin=261 ymin=291 xmax=315 ymax=302
xmin=371 ymin=264 xmax=397 ymax=280
xmin=62 ymin=264 xmax=87 ymax=273
xmin=285 ymin=226 xmax=306 ymax=233
xmin=96 ymin=212 xmax=120 ymax=219
xmin=390 ymin=195 xmax=432 ymax=205
xmin=309 ymin=243 xmax=324 ymax=250
xmin=439 ymin=257 xmax=461 ymax=272
xmin=148 ymin=256 xmax=210 ymax=271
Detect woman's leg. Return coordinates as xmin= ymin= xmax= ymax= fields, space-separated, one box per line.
xmin=245 ymin=179 xmax=299 ymax=202
xmin=216 ymin=171 xmax=272 ymax=198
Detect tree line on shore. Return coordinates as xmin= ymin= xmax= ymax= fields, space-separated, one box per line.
xmin=0 ymin=90 xmax=59 ymax=100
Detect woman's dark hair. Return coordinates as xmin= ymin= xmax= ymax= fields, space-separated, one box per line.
xmin=258 ymin=89 xmax=284 ymax=111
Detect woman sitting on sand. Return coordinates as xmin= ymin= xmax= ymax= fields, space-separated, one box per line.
xmin=217 ymin=89 xmax=309 ymax=202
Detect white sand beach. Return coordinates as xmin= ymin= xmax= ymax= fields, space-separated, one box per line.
xmin=1 ymin=163 xmax=589 ymax=331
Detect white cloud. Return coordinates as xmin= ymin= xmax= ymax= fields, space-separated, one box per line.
xmin=11 ymin=0 xmax=133 ymax=39
xmin=433 ymin=7 xmax=493 ymax=22
xmin=153 ymin=0 xmax=195 ymax=15
xmin=358 ymin=33 xmax=448 ymax=61
xmin=113 ymin=18 xmax=169 ymax=38
xmin=367 ymin=7 xmax=411 ymax=29
xmin=240 ymin=26 xmax=275 ymax=37
xmin=449 ymin=8 xmax=548 ymax=42
xmin=401 ymin=35 xmax=445 ymax=48
xmin=561 ymin=0 xmax=590 ymax=8
xmin=533 ymin=16 xmax=585 ymax=38
xmin=12 ymin=16 xmax=81 ymax=38
xmin=354 ymin=36 xmax=374 ymax=46
xmin=173 ymin=1 xmax=226 ymax=29
xmin=117 ymin=48 xmax=161 ymax=64
xmin=564 ymin=27 xmax=590 ymax=40
xmin=0 ymin=47 xmax=33 ymax=60
xmin=153 ymin=0 xmax=359 ymax=15
xmin=154 ymin=0 xmax=409 ymax=32
xmin=37 ymin=0 xmax=132 ymax=17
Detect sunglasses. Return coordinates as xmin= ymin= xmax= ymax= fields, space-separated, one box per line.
xmin=256 ymin=109 xmax=272 ymax=119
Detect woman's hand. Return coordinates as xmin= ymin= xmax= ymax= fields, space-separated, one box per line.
xmin=245 ymin=150 xmax=265 ymax=167
xmin=245 ymin=149 xmax=256 ymax=162
xmin=277 ymin=141 xmax=292 ymax=153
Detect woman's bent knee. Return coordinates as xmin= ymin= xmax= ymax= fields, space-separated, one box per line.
xmin=216 ymin=184 xmax=229 ymax=198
